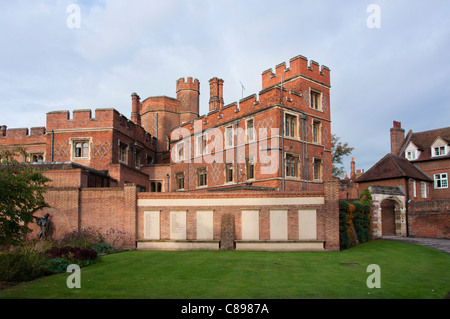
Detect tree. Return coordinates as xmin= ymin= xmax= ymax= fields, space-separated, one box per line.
xmin=331 ymin=134 xmax=354 ymax=178
xmin=0 ymin=147 xmax=51 ymax=245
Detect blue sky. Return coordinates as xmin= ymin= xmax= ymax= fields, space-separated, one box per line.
xmin=1 ymin=0 xmax=449 ymax=175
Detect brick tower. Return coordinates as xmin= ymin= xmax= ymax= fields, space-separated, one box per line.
xmin=176 ymin=77 xmax=200 ymax=123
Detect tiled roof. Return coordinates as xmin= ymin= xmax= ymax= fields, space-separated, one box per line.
xmin=400 ymin=126 xmax=450 ymax=161
xmin=356 ymin=154 xmax=433 ymax=183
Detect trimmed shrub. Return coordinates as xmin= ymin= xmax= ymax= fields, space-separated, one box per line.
xmin=339 ymin=200 xmax=372 ymax=250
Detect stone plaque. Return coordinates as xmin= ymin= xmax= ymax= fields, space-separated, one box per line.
xmin=241 ymin=210 xmax=260 ymax=240
xmin=170 ymin=211 xmax=186 ymax=240
xmin=298 ymin=209 xmax=317 ymax=240
xmin=270 ymin=210 xmax=288 ymax=240
xmin=144 ymin=211 xmax=160 ymax=240
xmin=197 ymin=210 xmax=214 ymax=240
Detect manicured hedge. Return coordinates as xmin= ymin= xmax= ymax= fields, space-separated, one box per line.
xmin=339 ymin=200 xmax=372 ymax=250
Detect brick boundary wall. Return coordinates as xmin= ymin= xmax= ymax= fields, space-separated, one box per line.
xmin=29 ymin=184 xmax=138 ymax=249
xmin=29 ymin=180 xmax=340 ymax=251
xmin=408 ymin=200 xmax=450 ymax=239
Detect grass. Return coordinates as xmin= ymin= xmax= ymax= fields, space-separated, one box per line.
xmin=0 ymin=240 xmax=449 ymax=299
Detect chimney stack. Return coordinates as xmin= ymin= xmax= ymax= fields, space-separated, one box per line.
xmin=209 ymin=77 xmax=224 ymax=112
xmin=131 ymin=92 xmax=141 ymax=125
xmin=390 ymin=121 xmax=405 ymax=156
xmin=350 ymin=157 xmax=356 ymax=180
xmin=1 ymin=125 xmax=6 ymax=137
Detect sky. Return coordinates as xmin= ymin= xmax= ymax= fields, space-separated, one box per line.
xmin=1 ymin=0 xmax=449 ymax=176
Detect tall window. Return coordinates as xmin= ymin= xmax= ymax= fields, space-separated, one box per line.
xmin=286 ymin=155 xmax=298 ymax=177
xmin=225 ymin=163 xmax=234 ymax=183
xmin=135 ymin=148 xmax=141 ymax=168
xmin=313 ymin=158 xmax=322 ymax=180
xmin=434 ymin=173 xmax=448 ymax=189
xmin=176 ymin=173 xmax=185 ymax=190
xmin=118 ymin=141 xmax=128 ymax=164
xmin=246 ymin=158 xmax=255 ymax=180
xmin=196 ymin=134 xmax=207 ymax=156
xmin=246 ymin=119 xmax=255 ymax=142
xmin=285 ymin=114 xmax=296 ymax=137
xmin=313 ymin=121 xmax=321 ymax=144
xmin=421 ymin=181 xmax=427 ymax=198
xmin=176 ymin=142 xmax=184 ymax=162
xmin=310 ymin=90 xmax=321 ymax=110
xmin=197 ymin=168 xmax=207 ymax=187
xmin=225 ymin=126 xmax=234 ymax=148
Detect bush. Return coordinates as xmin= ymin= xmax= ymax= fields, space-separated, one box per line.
xmin=58 ymin=227 xmax=103 ymax=248
xmin=45 ymin=246 xmax=97 ymax=261
xmin=0 ymin=247 xmax=50 ymax=281
xmin=92 ymin=242 xmax=118 ymax=255
xmin=45 ymin=257 xmax=71 ymax=274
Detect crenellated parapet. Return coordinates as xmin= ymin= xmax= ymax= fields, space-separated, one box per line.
xmin=261 ymin=55 xmax=330 ymax=89
xmin=0 ymin=126 xmax=46 ymax=139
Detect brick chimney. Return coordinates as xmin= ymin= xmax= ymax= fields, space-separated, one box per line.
xmin=209 ymin=77 xmax=224 ymax=112
xmin=131 ymin=92 xmax=141 ymax=125
xmin=350 ymin=157 xmax=356 ymax=180
xmin=390 ymin=121 xmax=405 ymax=156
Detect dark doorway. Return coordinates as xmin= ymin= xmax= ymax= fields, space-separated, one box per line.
xmin=381 ymin=199 xmax=396 ymax=236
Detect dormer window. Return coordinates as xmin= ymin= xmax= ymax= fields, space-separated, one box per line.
xmin=406 ymin=150 xmax=416 ymax=161
xmin=430 ymin=137 xmax=448 ymax=158
xmin=404 ymin=142 xmax=420 ymax=161
xmin=433 ymin=146 xmax=446 ymax=157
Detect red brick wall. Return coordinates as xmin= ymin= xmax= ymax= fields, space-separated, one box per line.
xmin=30 ymin=184 xmax=138 ymax=249
xmin=408 ymin=200 xmax=450 ymax=239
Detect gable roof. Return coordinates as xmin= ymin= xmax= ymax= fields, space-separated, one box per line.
xmin=400 ymin=126 xmax=450 ymax=161
xmin=356 ymin=153 xmax=433 ymax=183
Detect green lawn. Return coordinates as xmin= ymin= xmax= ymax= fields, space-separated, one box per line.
xmin=0 ymin=240 xmax=449 ymax=299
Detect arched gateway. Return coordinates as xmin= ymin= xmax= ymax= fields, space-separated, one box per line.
xmin=368 ymin=185 xmax=407 ymax=238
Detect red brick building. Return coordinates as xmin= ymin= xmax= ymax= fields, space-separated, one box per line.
xmin=353 ymin=121 xmax=449 ymax=239
xmin=1 ymin=54 xmax=340 ymax=250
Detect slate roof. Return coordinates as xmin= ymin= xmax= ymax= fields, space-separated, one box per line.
xmin=399 ymin=126 xmax=450 ymax=161
xmin=356 ymin=153 xmax=433 ymax=183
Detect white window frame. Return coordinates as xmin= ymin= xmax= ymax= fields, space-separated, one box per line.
xmin=421 ymin=181 xmax=427 ymax=198
xmin=434 ymin=173 xmax=448 ymax=189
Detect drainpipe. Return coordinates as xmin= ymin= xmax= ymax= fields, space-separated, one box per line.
xmin=301 ymin=115 xmax=307 ymax=190
xmin=235 ymin=120 xmax=239 ymax=185
xmin=281 ymin=109 xmax=285 ymax=191
xmin=51 ymin=130 xmax=54 ymax=162
xmin=405 ymin=177 xmax=410 ymax=237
